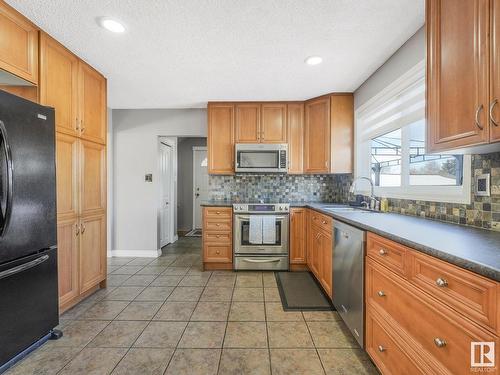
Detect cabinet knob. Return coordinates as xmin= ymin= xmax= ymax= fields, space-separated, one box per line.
xmin=377 ymin=290 xmax=386 ymax=297
xmin=435 ymin=277 xmax=448 ymax=287
xmin=216 ymin=235 xmax=221 ymax=238
xmin=216 ymin=211 xmax=221 ymax=215
xmin=377 ymin=345 xmax=386 ymax=352
xmin=434 ymin=338 xmax=447 ymax=348
xmin=216 ymin=223 xmax=221 ymax=227
xmin=216 ymin=250 xmax=220 ymax=255
xmin=379 ymin=248 xmax=387 ymax=256
xmin=322 ymin=220 xmax=327 ymax=224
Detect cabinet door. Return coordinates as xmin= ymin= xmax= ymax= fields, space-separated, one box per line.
xmin=79 ymin=213 xmax=106 ymax=293
xmin=290 ymin=208 xmax=306 ymax=264
xmin=40 ymin=33 xmax=79 ymax=136
xmin=80 ymin=140 xmax=106 ymax=216
xmin=427 ymin=0 xmax=489 ymax=152
xmin=57 ymin=217 xmax=79 ymax=307
xmin=56 ymin=134 xmax=79 ymax=219
xmin=287 ymin=103 xmax=304 ymax=174
xmin=79 ymin=62 xmax=107 ymax=144
xmin=491 ymin=0 xmax=500 ymax=142
xmin=261 ymin=103 xmax=287 ymax=143
xmin=0 ymin=3 xmax=38 ymax=84
xmin=235 ymin=104 xmax=261 ymax=143
xmin=208 ymin=104 xmax=235 ymax=174
xmin=330 ymin=95 xmax=353 ymax=173
xmin=320 ymin=231 xmax=333 ymax=297
xmin=304 ymin=97 xmax=330 ymax=173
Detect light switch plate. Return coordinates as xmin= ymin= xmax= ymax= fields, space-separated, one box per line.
xmin=475 ymin=173 xmax=490 ymax=196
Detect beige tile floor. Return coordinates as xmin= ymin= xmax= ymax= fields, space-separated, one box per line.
xmin=5 ymin=237 xmax=378 ymax=375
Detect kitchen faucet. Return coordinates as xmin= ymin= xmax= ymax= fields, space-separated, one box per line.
xmin=349 ymin=176 xmax=379 ymax=210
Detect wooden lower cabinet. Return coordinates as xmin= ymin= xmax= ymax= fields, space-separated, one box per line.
xmin=57 ymin=217 xmax=79 ymax=307
xmin=202 ymin=207 xmax=233 ymax=270
xmin=365 ymin=232 xmax=500 ymax=375
xmin=79 ymin=213 xmax=106 ymax=294
xmin=290 ymin=208 xmax=307 ymax=265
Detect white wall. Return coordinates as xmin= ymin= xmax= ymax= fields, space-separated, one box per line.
xmin=112 ymin=109 xmax=206 ymax=256
xmin=354 ymin=27 xmax=425 ymax=109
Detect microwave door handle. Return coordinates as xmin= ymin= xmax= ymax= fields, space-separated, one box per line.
xmin=0 ymin=120 xmax=13 ymax=237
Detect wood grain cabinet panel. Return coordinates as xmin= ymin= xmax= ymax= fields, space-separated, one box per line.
xmin=290 ymin=208 xmax=307 ymax=264
xmin=0 ymin=2 xmax=38 ymax=84
xmin=491 ymin=0 xmax=500 ymax=142
xmin=367 ymin=232 xmax=408 ymax=277
xmin=261 ymin=103 xmax=287 ymax=143
xmin=427 ymin=0 xmax=490 ymax=151
xmin=79 ymin=62 xmax=106 ymax=144
xmin=57 ymin=217 xmax=80 ymax=308
xmin=319 ymin=228 xmax=332 ymax=297
xmin=304 ymin=97 xmax=330 ymax=173
xmin=40 ymin=33 xmax=79 ymax=136
xmin=56 ymin=133 xmax=79 ymax=220
xmin=204 ymin=244 xmax=232 ymax=263
xmin=79 ymin=213 xmax=106 ymax=294
xmin=330 ymin=95 xmax=353 ymax=173
xmin=235 ymin=104 xmax=261 ymax=143
xmin=287 ymin=103 xmax=304 ymax=174
xmin=202 ymin=207 xmax=233 ymax=267
xmin=80 ymin=140 xmax=106 ymax=216
xmin=208 ymin=103 xmax=235 ymax=174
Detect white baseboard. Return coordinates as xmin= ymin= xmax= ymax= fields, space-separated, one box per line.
xmin=109 ymin=249 xmax=162 ymax=258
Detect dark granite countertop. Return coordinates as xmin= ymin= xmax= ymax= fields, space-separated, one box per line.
xmin=201 ymin=200 xmax=500 ymax=281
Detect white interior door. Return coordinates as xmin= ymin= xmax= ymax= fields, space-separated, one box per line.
xmin=160 ymin=142 xmax=173 ymax=246
xmin=193 ymin=147 xmax=208 ymax=229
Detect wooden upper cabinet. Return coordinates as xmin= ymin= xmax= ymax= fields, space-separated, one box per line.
xmin=491 ymin=0 xmax=500 ymax=142
xmin=304 ymin=97 xmax=330 ymax=173
xmin=261 ymin=103 xmax=287 ymax=143
xmin=56 ymin=133 xmax=79 ymax=219
xmin=426 ymin=0 xmax=490 ymax=152
xmin=80 ymin=140 xmax=106 ymax=216
xmin=287 ymin=103 xmax=304 ymax=174
xmin=330 ymin=95 xmax=353 ymax=173
xmin=79 ymin=62 xmax=107 ymax=144
xmin=235 ymin=104 xmax=261 ymax=143
xmin=40 ymin=33 xmax=79 ymax=136
xmin=290 ymin=208 xmax=307 ymax=264
xmin=79 ymin=213 xmax=106 ymax=293
xmin=208 ymin=103 xmax=235 ymax=174
xmin=0 ymin=2 xmax=38 ymax=84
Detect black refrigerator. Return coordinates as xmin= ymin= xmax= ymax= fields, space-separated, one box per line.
xmin=0 ymin=90 xmax=59 ymax=369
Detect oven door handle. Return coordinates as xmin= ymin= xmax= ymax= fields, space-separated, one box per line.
xmin=234 ymin=215 xmax=288 ymax=221
xmin=241 ymin=258 xmax=282 ymax=263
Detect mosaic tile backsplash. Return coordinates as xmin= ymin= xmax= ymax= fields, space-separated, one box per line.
xmin=208 ymin=174 xmax=352 ymax=203
xmin=208 ymin=152 xmax=500 ymax=231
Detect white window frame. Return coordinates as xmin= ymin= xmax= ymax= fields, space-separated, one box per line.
xmin=355 ymin=61 xmax=471 ymax=204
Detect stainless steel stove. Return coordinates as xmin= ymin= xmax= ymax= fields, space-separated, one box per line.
xmin=233 ymin=203 xmax=289 ymax=271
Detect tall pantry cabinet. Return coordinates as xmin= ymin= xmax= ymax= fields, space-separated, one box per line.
xmin=40 ymin=32 xmax=108 ymax=312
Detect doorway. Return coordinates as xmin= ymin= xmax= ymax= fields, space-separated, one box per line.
xmin=159 ymin=141 xmax=174 ymax=247
xmin=192 ymin=146 xmax=208 ymax=230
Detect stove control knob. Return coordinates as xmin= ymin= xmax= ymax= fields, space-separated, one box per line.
xmin=285 ymin=206 xmax=289 ymax=211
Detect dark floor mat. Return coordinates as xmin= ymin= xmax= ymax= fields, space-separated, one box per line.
xmin=275 ymin=272 xmax=334 ymax=311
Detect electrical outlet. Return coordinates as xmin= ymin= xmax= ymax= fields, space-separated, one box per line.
xmin=475 ymin=173 xmax=490 ymax=197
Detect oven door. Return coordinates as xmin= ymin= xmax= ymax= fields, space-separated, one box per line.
xmin=234 ymin=214 xmax=289 ymax=255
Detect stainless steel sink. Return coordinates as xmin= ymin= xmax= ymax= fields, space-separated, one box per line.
xmin=322 ymin=207 xmax=377 ymax=213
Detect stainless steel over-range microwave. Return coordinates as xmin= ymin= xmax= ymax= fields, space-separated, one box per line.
xmin=235 ymin=143 xmax=288 ymax=173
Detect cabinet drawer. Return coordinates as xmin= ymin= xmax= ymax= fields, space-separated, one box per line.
xmin=203 ymin=231 xmax=232 ymax=244
xmin=409 ymin=251 xmax=498 ymax=334
xmin=204 ymin=207 xmax=232 ymax=219
xmin=309 ymin=210 xmax=333 ymax=233
xmin=205 ymin=220 xmax=232 ymax=232
xmin=204 ymin=244 xmax=232 ymax=263
xmin=366 ymin=258 xmax=498 ymax=375
xmin=367 ymin=232 xmax=408 ymax=277
xmin=366 ymin=309 xmax=423 ymax=375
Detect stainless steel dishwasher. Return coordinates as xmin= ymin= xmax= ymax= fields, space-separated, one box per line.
xmin=333 ymin=221 xmax=366 ymax=348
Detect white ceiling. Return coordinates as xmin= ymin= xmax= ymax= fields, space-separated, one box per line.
xmin=7 ymin=0 xmax=424 ymax=109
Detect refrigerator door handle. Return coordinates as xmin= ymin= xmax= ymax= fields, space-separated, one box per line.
xmin=0 ymin=120 xmax=13 ymax=237
xmin=0 ymin=254 xmax=49 ymax=280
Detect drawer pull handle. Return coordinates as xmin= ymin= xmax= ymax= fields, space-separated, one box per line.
xmin=435 ymin=278 xmax=448 ymax=287
xmin=434 ymin=338 xmax=447 ymax=348
xmin=379 ymin=249 xmax=387 ymax=256
xmin=377 ymin=345 xmax=386 ymax=352
xmin=377 ymin=291 xmax=386 ymax=297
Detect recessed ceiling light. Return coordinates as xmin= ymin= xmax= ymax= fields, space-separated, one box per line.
xmin=99 ymin=17 xmax=126 ymax=33
xmin=305 ymin=56 xmax=323 ymax=65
